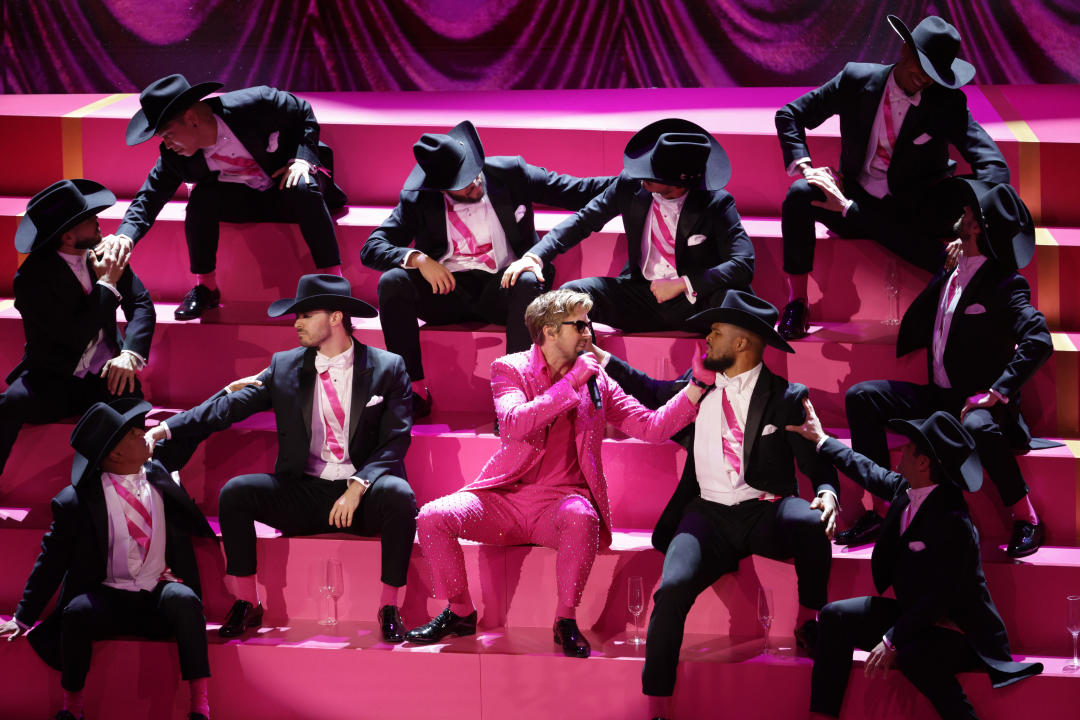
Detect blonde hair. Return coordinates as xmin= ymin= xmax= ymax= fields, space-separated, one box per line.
xmin=524 ymin=288 xmax=594 ymax=345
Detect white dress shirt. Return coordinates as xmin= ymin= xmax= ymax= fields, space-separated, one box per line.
xmin=641 ymin=192 xmax=696 ymax=301
xmin=306 ymin=344 xmax=358 ymax=480
xmin=694 ymin=362 xmax=765 ymax=505
xmin=438 ymin=175 xmax=511 ymax=273
xmin=900 ymin=484 xmax=938 ymax=534
xmin=203 ymin=115 xmax=273 ymax=191
xmin=102 ymin=468 xmax=168 ymax=592
xmin=931 ymin=254 xmax=987 ymax=388
xmin=857 ymin=71 xmax=921 ymax=199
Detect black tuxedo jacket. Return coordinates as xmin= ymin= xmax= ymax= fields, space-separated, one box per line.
xmin=359 ymin=156 xmax=614 ymax=271
xmin=165 ymin=339 xmax=411 ymax=484
xmin=775 ymin=63 xmax=1009 ymax=213
xmin=605 ymin=356 xmax=837 ymax=552
xmin=7 ymin=250 xmax=155 ymax=383
xmin=527 ymin=171 xmax=755 ymax=298
xmin=117 ymin=85 xmax=344 ymax=243
xmin=896 ymin=261 xmax=1052 ymax=447
xmin=819 ymin=438 xmax=1042 ymax=687
xmin=14 ymin=434 xmax=214 ymax=671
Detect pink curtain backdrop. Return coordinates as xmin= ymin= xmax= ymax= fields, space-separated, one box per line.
xmin=2 ymin=0 xmax=1078 ymax=93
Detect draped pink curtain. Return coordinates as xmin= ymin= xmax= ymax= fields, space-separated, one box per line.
xmin=2 ymin=0 xmax=1077 ymax=93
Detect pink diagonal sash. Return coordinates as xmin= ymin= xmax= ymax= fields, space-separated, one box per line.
xmin=873 ymin=90 xmax=899 ymax=169
xmin=318 ymin=370 xmax=348 ymax=460
xmin=720 ymin=387 xmax=744 ymax=476
xmin=445 ymin=196 xmax=497 ymax=270
xmin=650 ymin=202 xmax=680 ymax=271
xmin=107 ymin=475 xmax=152 ymax=559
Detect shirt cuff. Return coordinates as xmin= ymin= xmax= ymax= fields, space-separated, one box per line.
xmin=989 ymin=388 xmax=1009 ymax=404
xmin=840 ymin=198 xmax=854 ymax=218
xmin=120 ymin=349 xmax=146 ymax=371
xmin=815 ymin=436 xmax=829 ymax=451
xmin=13 ymin=615 xmax=29 ymax=632
xmin=788 ymin=157 xmax=811 ymax=177
xmin=881 ymin=633 xmax=896 ymax=651
xmin=681 ymin=276 xmax=697 ymax=304
xmin=159 ymin=421 xmax=172 ymax=440
xmin=402 ymin=249 xmax=420 ymax=269
xmin=816 ymin=488 xmax=838 ymax=505
xmin=348 ymin=476 xmax=373 ymax=491
xmin=524 ymin=252 xmax=543 ymax=266
xmin=96 ymin=279 xmax=121 ymax=299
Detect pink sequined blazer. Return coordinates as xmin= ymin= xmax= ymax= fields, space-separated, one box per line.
xmin=463 ymin=345 xmax=698 ymax=546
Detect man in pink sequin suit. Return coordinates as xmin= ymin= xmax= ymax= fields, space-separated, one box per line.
xmin=405 ymin=288 xmax=708 ymax=657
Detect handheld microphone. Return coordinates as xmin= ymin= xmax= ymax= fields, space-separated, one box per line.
xmin=577 ymin=351 xmax=602 ymax=410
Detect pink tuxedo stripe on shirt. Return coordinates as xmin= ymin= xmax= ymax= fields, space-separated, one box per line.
xmin=872 ymin=89 xmax=900 ymax=169
xmin=650 ymin=202 xmax=680 ymax=270
xmin=106 ymin=475 xmax=153 ymax=559
xmin=444 ymin=194 xmax=497 ymax=270
xmin=719 ymin=387 xmax=744 ymax=476
xmin=317 ymin=369 xmax=348 ymax=460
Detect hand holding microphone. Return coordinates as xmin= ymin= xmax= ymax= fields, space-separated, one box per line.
xmin=568 ymin=352 xmax=602 ymax=409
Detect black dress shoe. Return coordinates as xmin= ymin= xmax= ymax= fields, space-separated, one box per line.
xmin=55 ymin=711 xmax=82 ymax=720
xmin=1007 ymin=520 xmax=1044 ymax=558
xmin=404 ymin=607 xmax=477 ymax=644
xmin=777 ymin=299 xmax=810 ymax=341
xmin=378 ymin=604 xmax=405 ymax=643
xmin=412 ymin=389 xmax=432 ymax=419
xmin=189 ymin=714 xmax=209 ymax=720
xmin=553 ymin=617 xmax=591 ymax=658
xmin=834 ymin=510 xmax=884 ymax=546
xmin=218 ymin=599 xmax=263 ymax=637
xmin=174 ymin=284 xmax=221 ymax=320
xmin=794 ymin=618 xmax=819 ymax=657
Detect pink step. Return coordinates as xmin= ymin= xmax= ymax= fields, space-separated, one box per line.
xmin=0 ymin=621 xmax=1074 ymax=720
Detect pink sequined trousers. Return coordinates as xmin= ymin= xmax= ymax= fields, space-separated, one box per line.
xmin=417 ymin=483 xmax=601 ymax=609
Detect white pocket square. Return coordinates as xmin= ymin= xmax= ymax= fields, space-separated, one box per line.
xmin=365 ymin=395 xmax=384 ymax=408
xmin=964 ymin=303 xmax=987 ymax=315
xmin=514 ymin=204 xmax=527 ymax=222
xmin=687 ymin=233 xmax=707 ymax=247
xmin=266 ymin=131 xmax=280 ymax=152
xmin=761 ymin=424 xmax=778 ymax=436
xmin=908 ymin=540 xmax=927 ymax=551
xmin=912 ymin=132 xmax=933 ymax=145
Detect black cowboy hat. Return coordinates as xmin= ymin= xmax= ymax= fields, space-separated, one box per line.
xmin=945 ymin=178 xmax=1035 ymax=271
xmin=126 ymin=73 xmax=224 ymax=146
xmin=267 ymin=274 xmax=377 ymax=318
xmin=402 ymin=120 xmax=486 ymax=192
xmin=887 ymin=411 xmax=983 ymax=492
xmin=70 ymin=397 xmax=153 ymax=486
xmin=888 ymin=15 xmax=975 ymax=90
xmin=687 ymin=290 xmax=794 ymax=353
xmin=15 ymin=179 xmax=116 ymax=254
xmin=623 ymin=118 xmax=731 ymax=191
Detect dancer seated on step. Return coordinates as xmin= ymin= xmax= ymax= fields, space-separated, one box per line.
xmin=145 ymin=274 xmax=418 ymax=644
xmin=520 ymin=118 xmax=754 ymax=335
xmin=588 ymin=290 xmax=839 ymax=720
xmin=360 ymin=120 xmax=614 ymax=419
xmin=0 ymin=179 xmax=154 ymax=479
xmin=843 ymin=180 xmax=1052 ymax=558
xmin=101 ymin=73 xmax=349 ymax=321
xmin=0 ymin=398 xmax=216 ymax=720
xmin=404 ymin=288 xmax=704 ymax=658
xmin=787 ymin=400 xmax=1042 ymax=720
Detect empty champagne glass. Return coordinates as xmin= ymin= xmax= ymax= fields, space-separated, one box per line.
xmin=883 ymin=259 xmax=901 ymax=327
xmin=628 ymin=576 xmax=646 ymax=647
xmin=1066 ymin=595 xmax=1080 ymax=672
xmin=318 ymin=558 xmax=344 ymax=626
xmin=757 ymin=587 xmax=774 ymax=655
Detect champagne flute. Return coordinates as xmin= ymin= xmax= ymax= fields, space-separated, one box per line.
xmin=628 ymin=576 xmax=646 ymax=647
xmin=1066 ymin=595 xmax=1080 ymax=672
xmin=757 ymin=587 xmax=774 ymax=655
xmin=883 ymin=259 xmax=901 ymax=327
xmin=318 ymin=558 xmax=344 ymax=626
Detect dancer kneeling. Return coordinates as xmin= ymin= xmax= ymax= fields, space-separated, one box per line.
xmin=405 ymin=288 xmax=705 ymax=657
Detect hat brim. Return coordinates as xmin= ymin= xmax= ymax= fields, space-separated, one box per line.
xmin=886 ymin=15 xmax=974 ymax=90
xmin=267 ymin=294 xmax=377 ymax=319
xmin=623 ymin=118 xmax=732 ymax=191
xmin=125 ymin=81 xmax=223 ymax=146
xmin=687 ymin=306 xmax=795 ymax=353
xmin=402 ymin=120 xmax=486 ymax=192
xmin=70 ymin=398 xmax=153 ymax=486
xmin=887 ymin=417 xmax=983 ymax=492
xmin=15 ymin=181 xmax=117 ymax=254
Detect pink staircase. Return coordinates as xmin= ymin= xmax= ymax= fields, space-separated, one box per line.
xmin=1 ymin=86 xmax=1079 ymax=719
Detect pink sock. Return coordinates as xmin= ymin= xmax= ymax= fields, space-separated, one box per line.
xmin=1010 ymin=496 xmax=1039 ymax=525
xmin=63 ymin=689 xmax=84 ymax=717
xmin=189 ymin=677 xmax=210 ymax=718
xmin=195 ymin=273 xmax=218 ymax=291
xmin=225 ymin=574 xmax=259 ymax=605
xmin=380 ymin=583 xmax=401 ymax=608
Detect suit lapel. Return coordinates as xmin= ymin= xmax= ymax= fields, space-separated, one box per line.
xmin=299 ymin=348 xmax=316 ymax=442
xmin=674 ymin=190 xmax=704 ymax=271
xmin=423 ymin=193 xmax=451 ymax=259
xmin=485 ymin=178 xmax=520 ymax=251
xmin=626 ymin=187 xmax=651 ymax=270
xmin=349 ymin=340 xmax=374 ymax=442
xmin=75 ymin=475 xmax=110 ymax=561
xmin=741 ymin=366 xmax=772 ymax=466
xmin=853 ymin=66 xmax=892 ymax=171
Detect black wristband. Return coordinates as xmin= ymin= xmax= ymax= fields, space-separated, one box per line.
xmin=689 ymin=376 xmax=714 ymax=391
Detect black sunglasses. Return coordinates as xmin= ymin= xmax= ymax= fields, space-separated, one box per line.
xmin=561 ymin=320 xmax=593 ymax=334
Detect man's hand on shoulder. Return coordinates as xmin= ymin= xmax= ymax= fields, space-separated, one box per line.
xmin=786 ymin=397 xmax=827 ymax=445
xmin=90 ymin=244 xmax=127 ymax=286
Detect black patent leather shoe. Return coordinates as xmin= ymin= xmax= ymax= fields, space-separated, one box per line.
xmin=218 ymin=599 xmax=263 ymax=637
xmin=412 ymin=389 xmax=432 ymax=419
xmin=834 ymin=510 xmax=884 ymax=546
xmin=1007 ymin=520 xmax=1044 ymax=558
xmin=378 ymin=604 xmax=406 ymax=643
xmin=404 ymin=607 xmax=477 ymax=644
xmin=174 ymin=284 xmax=221 ymax=320
xmin=553 ymin=617 xmax=591 ymax=658
xmin=777 ymin=298 xmax=810 ymax=341
xmin=794 ymin=618 xmax=819 ymax=657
